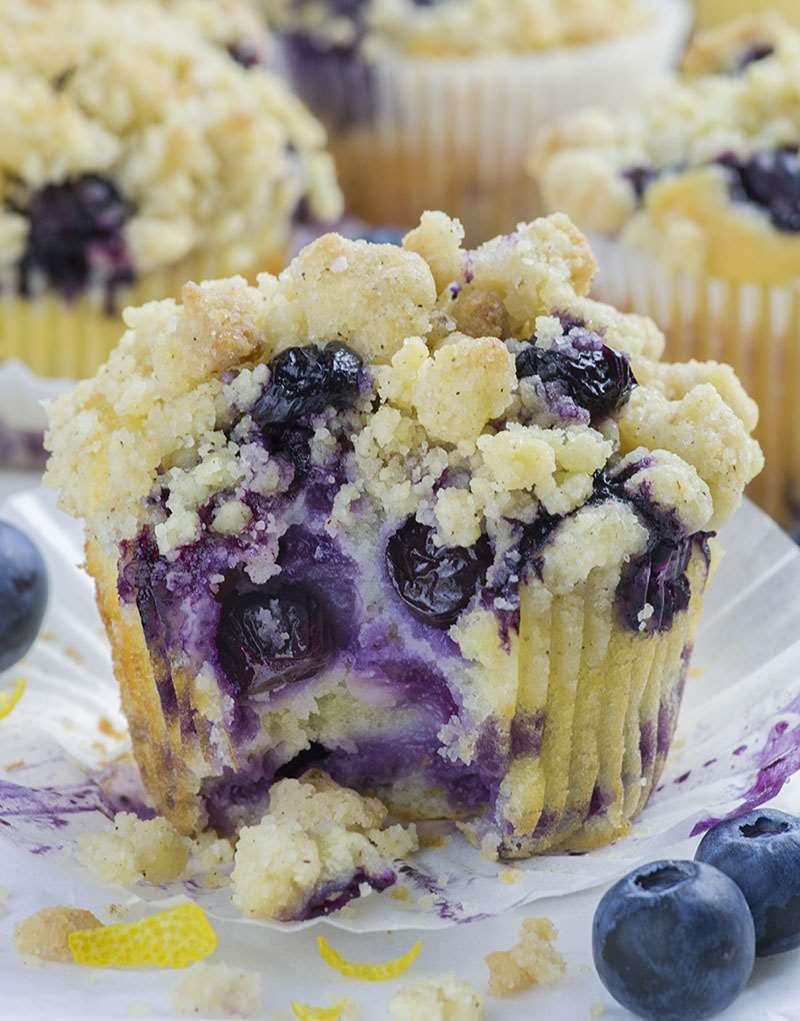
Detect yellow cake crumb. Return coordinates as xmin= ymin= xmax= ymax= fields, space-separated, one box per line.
xmin=171 ymin=963 xmax=262 ymax=1017
xmin=485 ymin=917 xmax=566 ymax=998
xmin=14 ymin=907 xmax=102 ymax=963
xmin=590 ymin=1003 xmax=607 ymax=1019
xmin=498 ymin=868 xmax=523 ymax=886
xmin=78 ymin=812 xmax=189 ymax=887
xmin=388 ymin=974 xmax=484 ymax=1020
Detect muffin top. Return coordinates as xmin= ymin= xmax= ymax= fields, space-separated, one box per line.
xmin=46 ymin=211 xmax=762 ymax=622
xmin=530 ymin=16 xmax=800 ymax=283
xmin=153 ymin=0 xmax=271 ymax=67
xmin=0 ymin=0 xmax=341 ymax=299
xmin=265 ymin=0 xmax=649 ymax=58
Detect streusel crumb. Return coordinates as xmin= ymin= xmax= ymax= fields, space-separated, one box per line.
xmin=388 ymin=974 xmax=484 ymax=1021
xmin=78 ymin=813 xmax=189 ymax=886
xmin=171 ymin=963 xmax=262 ymax=1018
xmin=14 ymin=906 xmax=102 ymax=963
xmin=485 ymin=917 xmax=566 ymax=998
xmin=231 ymin=771 xmax=417 ymax=920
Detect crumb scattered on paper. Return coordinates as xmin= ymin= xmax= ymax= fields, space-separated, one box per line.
xmin=485 ymin=917 xmax=566 ymax=998
xmin=171 ymin=963 xmax=262 ymax=1018
xmin=14 ymin=906 xmax=101 ymax=962
xmin=590 ymin=1003 xmax=606 ymax=1018
xmin=389 ymin=974 xmax=484 ymax=1020
xmin=498 ymin=868 xmax=523 ymax=885
xmin=78 ymin=813 xmax=189 ymax=887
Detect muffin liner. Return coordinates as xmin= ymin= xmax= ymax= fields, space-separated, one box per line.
xmin=281 ymin=0 xmax=690 ymax=240
xmin=0 ymin=362 xmax=70 ymax=469
xmin=1 ymin=488 xmax=800 ymax=934
xmin=0 ymin=248 xmax=287 ymax=382
xmin=589 ymin=233 xmax=800 ymax=533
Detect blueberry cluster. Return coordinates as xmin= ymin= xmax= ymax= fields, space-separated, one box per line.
xmin=13 ymin=175 xmax=135 ymax=304
xmin=593 ymin=809 xmax=800 ymax=1020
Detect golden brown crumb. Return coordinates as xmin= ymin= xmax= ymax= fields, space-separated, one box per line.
xmin=98 ymin=717 xmax=128 ymax=741
xmin=498 ymin=868 xmax=523 ymax=885
xmin=485 ymin=917 xmax=566 ymax=998
xmin=14 ymin=906 xmax=102 ymax=963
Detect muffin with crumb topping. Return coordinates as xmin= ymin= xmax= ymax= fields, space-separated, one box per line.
xmin=154 ymin=0 xmax=273 ymax=68
xmin=46 ymin=211 xmax=761 ymax=899
xmin=531 ymin=16 xmax=800 ymax=529
xmin=265 ymin=0 xmax=689 ymax=241
xmin=0 ymin=0 xmax=341 ymax=388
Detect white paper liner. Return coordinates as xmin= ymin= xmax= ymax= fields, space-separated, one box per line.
xmin=309 ymin=0 xmax=689 ymax=239
xmin=0 ymin=362 xmax=71 ymax=470
xmin=589 ymin=232 xmax=800 ymax=532
xmin=1 ymin=487 xmax=800 ymax=935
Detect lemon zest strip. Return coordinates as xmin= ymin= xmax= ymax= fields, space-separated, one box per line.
xmin=68 ymin=902 xmax=217 ymax=969
xmin=291 ymin=997 xmax=348 ymax=1020
xmin=0 ymin=678 xmax=26 ymax=720
xmin=317 ymin=935 xmax=421 ymax=981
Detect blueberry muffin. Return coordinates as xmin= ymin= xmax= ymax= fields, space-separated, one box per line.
xmin=531 ymin=16 xmax=800 ymax=528
xmin=156 ymin=0 xmax=272 ymax=68
xmin=266 ymin=0 xmax=689 ymax=241
xmin=45 ymin=212 xmax=762 ymax=873
xmin=694 ymin=0 xmax=800 ymax=33
xmin=0 ymin=0 xmax=341 ymax=383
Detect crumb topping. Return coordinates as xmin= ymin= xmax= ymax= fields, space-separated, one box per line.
xmin=485 ymin=916 xmax=566 ymax=998
xmin=0 ymin=0 xmax=340 ymax=280
xmin=78 ymin=812 xmax=190 ymax=886
xmin=171 ymin=963 xmax=262 ymax=1018
xmin=388 ymin=974 xmax=484 ymax=1021
xmin=14 ymin=906 xmax=102 ymax=962
xmin=266 ymin=0 xmax=648 ymax=58
xmin=230 ymin=770 xmax=417 ymax=919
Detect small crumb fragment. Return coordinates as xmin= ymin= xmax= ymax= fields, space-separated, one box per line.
xmin=171 ymin=963 xmax=262 ymax=1018
xmin=14 ymin=906 xmax=102 ymax=962
xmin=498 ymin=868 xmax=523 ymax=885
xmin=590 ymin=1003 xmax=606 ymax=1018
xmin=388 ymin=974 xmax=484 ymax=1020
xmin=78 ymin=812 xmax=189 ymax=887
xmin=390 ymin=887 xmax=412 ymax=902
xmin=485 ymin=917 xmax=566 ymax=998
xmin=0 ymin=884 xmax=8 ymax=906
xmin=98 ymin=716 xmax=127 ymax=741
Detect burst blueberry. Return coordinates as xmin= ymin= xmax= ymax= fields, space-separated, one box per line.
xmin=0 ymin=522 xmax=48 ymax=672
xmin=217 ymin=582 xmax=332 ymax=694
xmin=593 ymin=859 xmax=755 ymax=1021
xmin=721 ymin=148 xmax=800 ymax=232
xmin=386 ymin=518 xmax=492 ymax=629
xmin=252 ymin=343 xmax=363 ymax=429
xmin=516 ymin=336 xmax=636 ymax=420
xmin=696 ymin=809 xmax=800 ymax=957
xmin=15 ymin=175 xmax=134 ymax=301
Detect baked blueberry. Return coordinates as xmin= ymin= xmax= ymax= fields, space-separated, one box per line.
xmin=0 ymin=522 xmax=48 ymax=672
xmin=734 ymin=43 xmax=775 ymax=73
xmin=15 ymin=175 xmax=134 ymax=301
xmin=516 ymin=336 xmax=636 ymax=420
xmin=593 ymin=859 xmax=755 ymax=1020
xmin=252 ymin=343 xmax=363 ymax=429
xmin=696 ymin=809 xmax=800 ymax=957
xmin=386 ymin=518 xmax=492 ymax=628
xmin=722 ymin=148 xmax=800 ymax=233
xmin=617 ymin=538 xmax=693 ymax=633
xmin=218 ymin=583 xmax=332 ymax=694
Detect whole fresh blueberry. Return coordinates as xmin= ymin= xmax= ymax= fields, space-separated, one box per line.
xmin=721 ymin=149 xmax=800 ymax=232
xmin=251 ymin=343 xmax=363 ymax=429
xmin=217 ymin=582 xmax=332 ymax=694
xmin=386 ymin=518 xmax=492 ymax=629
xmin=15 ymin=175 xmax=134 ymax=301
xmin=593 ymin=859 xmax=755 ymax=1020
xmin=696 ymin=809 xmax=800 ymax=957
xmin=515 ymin=338 xmax=636 ymax=420
xmin=0 ymin=522 xmax=48 ymax=672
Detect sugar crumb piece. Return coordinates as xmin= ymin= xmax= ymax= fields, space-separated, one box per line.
xmin=390 ymin=887 xmax=412 ymax=902
xmin=389 ymin=974 xmax=484 ymax=1020
xmin=171 ymin=963 xmax=262 ymax=1018
xmin=14 ymin=906 xmax=102 ymax=963
xmin=498 ymin=868 xmax=523 ymax=886
xmin=485 ymin=917 xmax=566 ymax=998
xmin=590 ymin=1003 xmax=607 ymax=1018
xmin=78 ymin=812 xmax=189 ymax=887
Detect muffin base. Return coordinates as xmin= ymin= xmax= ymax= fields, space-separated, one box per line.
xmin=590 ymin=235 xmax=799 ymax=530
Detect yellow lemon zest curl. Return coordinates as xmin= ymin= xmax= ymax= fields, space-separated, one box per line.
xmin=317 ymin=935 xmax=421 ymax=981
xmin=69 ymin=903 xmax=217 ymax=969
xmin=291 ymin=998 xmax=349 ymax=1020
xmin=0 ymin=678 xmax=26 ymax=720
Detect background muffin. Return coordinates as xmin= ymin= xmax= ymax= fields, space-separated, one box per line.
xmin=154 ymin=0 xmax=272 ymax=68
xmin=694 ymin=0 xmax=800 ymax=32
xmin=530 ymin=16 xmax=800 ymax=530
xmin=265 ymin=0 xmax=690 ymax=242
xmin=0 ymin=0 xmax=342 ymax=383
